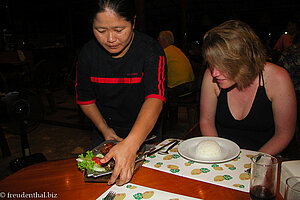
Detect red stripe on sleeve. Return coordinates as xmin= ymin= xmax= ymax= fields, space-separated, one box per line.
xmin=90 ymin=77 xmax=142 ymax=84
xmin=146 ymin=94 xmax=166 ymax=103
xmin=162 ymin=56 xmax=165 ymax=97
xmin=158 ymin=56 xmax=162 ymax=96
xmin=76 ymin=99 xmax=96 ymax=105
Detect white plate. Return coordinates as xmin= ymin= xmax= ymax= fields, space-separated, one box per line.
xmin=178 ymin=137 xmax=240 ymax=163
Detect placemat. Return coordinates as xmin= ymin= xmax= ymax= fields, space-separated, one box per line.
xmin=97 ymin=183 xmax=201 ymax=200
xmin=143 ymin=138 xmax=259 ymax=193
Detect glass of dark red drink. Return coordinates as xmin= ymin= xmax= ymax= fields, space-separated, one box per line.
xmin=250 ymin=154 xmax=278 ymax=200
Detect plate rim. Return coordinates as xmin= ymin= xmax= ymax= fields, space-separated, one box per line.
xmin=178 ymin=137 xmax=240 ymax=163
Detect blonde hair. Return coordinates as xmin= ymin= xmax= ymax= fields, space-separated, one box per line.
xmin=159 ymin=30 xmax=174 ymax=45
xmin=202 ymin=20 xmax=266 ymax=89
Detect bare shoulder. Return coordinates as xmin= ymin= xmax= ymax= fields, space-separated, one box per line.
xmin=263 ymin=62 xmax=293 ymax=100
xmin=264 ymin=62 xmax=290 ymax=84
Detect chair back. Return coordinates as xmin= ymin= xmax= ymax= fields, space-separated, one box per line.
xmin=183 ymin=122 xmax=201 ymax=139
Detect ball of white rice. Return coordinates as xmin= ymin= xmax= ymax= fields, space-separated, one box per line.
xmin=196 ymin=140 xmax=222 ymax=159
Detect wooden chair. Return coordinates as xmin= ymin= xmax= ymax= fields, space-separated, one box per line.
xmin=281 ymin=127 xmax=300 ymax=159
xmin=183 ymin=122 xmax=201 ymax=139
xmin=0 ymin=100 xmax=11 ymax=158
xmin=168 ymin=90 xmax=200 ymax=129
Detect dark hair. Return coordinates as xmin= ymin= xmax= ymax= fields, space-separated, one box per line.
xmin=92 ymin=0 xmax=135 ymax=24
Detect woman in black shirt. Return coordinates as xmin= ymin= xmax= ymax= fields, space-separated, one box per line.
xmin=76 ymin=0 xmax=166 ymax=186
xmin=200 ymin=20 xmax=296 ymax=155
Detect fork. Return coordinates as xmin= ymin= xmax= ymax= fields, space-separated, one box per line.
xmin=158 ymin=140 xmax=180 ymax=155
xmin=104 ymin=191 xmax=116 ymax=200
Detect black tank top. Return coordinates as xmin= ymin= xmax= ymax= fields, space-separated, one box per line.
xmin=215 ymin=73 xmax=275 ymax=150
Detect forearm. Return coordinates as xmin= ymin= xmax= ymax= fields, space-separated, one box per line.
xmin=259 ymin=130 xmax=295 ymax=155
xmin=199 ymin=118 xmax=218 ymax=137
xmin=199 ymin=68 xmax=219 ymax=137
xmin=125 ymin=98 xmax=163 ymax=150
xmin=101 ymin=98 xmax=163 ymax=186
xmin=79 ymin=104 xmax=110 ymax=137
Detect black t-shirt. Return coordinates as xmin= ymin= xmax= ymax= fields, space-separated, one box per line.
xmin=76 ymin=31 xmax=167 ymax=137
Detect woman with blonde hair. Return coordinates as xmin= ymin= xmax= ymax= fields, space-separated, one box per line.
xmin=200 ymin=20 xmax=296 ymax=155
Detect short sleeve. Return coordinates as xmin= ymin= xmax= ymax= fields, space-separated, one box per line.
xmin=143 ymin=45 xmax=167 ymax=103
xmin=75 ymin=46 xmax=96 ymax=105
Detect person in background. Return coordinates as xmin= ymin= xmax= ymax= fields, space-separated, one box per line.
xmin=199 ymin=20 xmax=296 ymax=155
xmin=76 ymin=0 xmax=166 ymax=186
xmin=277 ymin=33 xmax=300 ymax=127
xmin=158 ymin=30 xmax=195 ymax=125
xmin=278 ymin=33 xmax=300 ymax=92
xmin=273 ymin=20 xmax=297 ymax=58
xmin=158 ymin=30 xmax=195 ymax=97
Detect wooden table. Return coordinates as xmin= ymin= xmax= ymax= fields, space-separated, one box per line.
xmin=0 ymin=158 xmax=284 ymax=200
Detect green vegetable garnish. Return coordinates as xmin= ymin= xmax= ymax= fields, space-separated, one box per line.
xmin=93 ymin=164 xmax=106 ymax=172
xmin=77 ymin=150 xmax=95 ymax=172
xmin=76 ymin=150 xmax=107 ymax=173
xmin=95 ymin=153 xmax=104 ymax=158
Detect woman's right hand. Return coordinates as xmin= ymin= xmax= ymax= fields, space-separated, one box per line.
xmin=103 ymin=127 xmax=123 ymax=142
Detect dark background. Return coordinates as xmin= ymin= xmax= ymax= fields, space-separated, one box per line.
xmin=1 ymin=0 xmax=300 ymax=51
xmin=0 ymin=0 xmax=299 ymax=95
xmin=0 ymin=0 xmax=300 ymax=175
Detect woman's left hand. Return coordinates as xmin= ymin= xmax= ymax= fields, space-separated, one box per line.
xmin=100 ymin=139 xmax=138 ymax=186
xmin=103 ymin=127 xmax=123 ymax=142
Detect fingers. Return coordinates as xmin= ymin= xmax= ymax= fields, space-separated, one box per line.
xmin=107 ymin=153 xmax=135 ymax=186
xmin=103 ymin=129 xmax=123 ymax=141
xmin=103 ymin=128 xmax=117 ymax=141
xmin=109 ymin=162 xmax=134 ymax=186
xmin=104 ymin=141 xmax=137 ymax=186
xmin=116 ymin=166 xmax=134 ymax=186
xmin=115 ymin=136 xmax=124 ymax=142
xmin=108 ymin=164 xmax=120 ymax=185
xmin=100 ymin=152 xmax=112 ymax=164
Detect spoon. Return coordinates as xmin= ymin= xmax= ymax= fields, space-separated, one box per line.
xmin=158 ymin=140 xmax=180 ymax=155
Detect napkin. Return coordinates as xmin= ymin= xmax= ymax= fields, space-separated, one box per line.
xmin=97 ymin=183 xmax=201 ymax=200
xmin=280 ymin=160 xmax=300 ymax=197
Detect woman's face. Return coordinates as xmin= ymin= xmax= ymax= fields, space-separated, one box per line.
xmin=211 ymin=67 xmax=236 ymax=89
xmin=93 ymin=10 xmax=134 ymax=58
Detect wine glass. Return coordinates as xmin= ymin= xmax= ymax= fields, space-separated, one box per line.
xmin=250 ymin=154 xmax=278 ymax=200
xmin=285 ymin=176 xmax=300 ymax=200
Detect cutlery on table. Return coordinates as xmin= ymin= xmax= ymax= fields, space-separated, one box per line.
xmin=144 ymin=134 xmax=156 ymax=142
xmin=244 ymin=154 xmax=263 ymax=174
xmin=135 ymin=139 xmax=179 ymax=162
xmin=104 ymin=191 xmax=116 ymax=200
xmin=245 ymin=168 xmax=251 ymax=174
xmin=158 ymin=140 xmax=180 ymax=155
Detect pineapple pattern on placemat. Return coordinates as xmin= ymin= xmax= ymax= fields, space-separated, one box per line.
xmin=143 ymin=139 xmax=259 ymax=193
xmin=97 ymin=183 xmax=201 ymax=200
